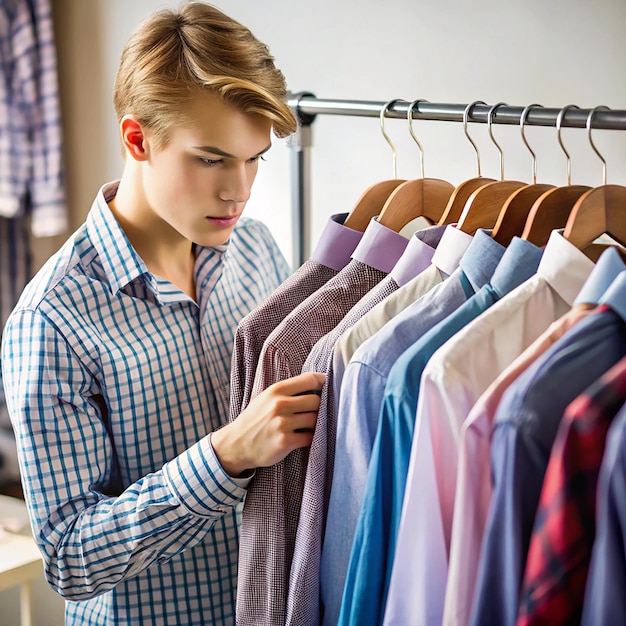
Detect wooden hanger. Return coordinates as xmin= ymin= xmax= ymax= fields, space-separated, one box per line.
xmin=438 ymin=100 xmax=496 ymax=226
xmin=377 ymin=100 xmax=454 ymax=232
xmin=521 ymin=104 xmax=591 ymax=247
xmin=456 ymin=102 xmax=527 ymax=234
xmin=343 ymin=100 xmax=407 ymax=232
xmin=492 ymin=104 xmax=555 ymax=246
xmin=343 ymin=180 xmax=406 ymax=231
xmin=563 ymin=106 xmax=626 ymax=257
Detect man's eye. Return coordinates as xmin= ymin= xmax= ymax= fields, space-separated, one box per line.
xmin=248 ymin=155 xmax=267 ymax=164
xmin=199 ymin=158 xmax=222 ymax=167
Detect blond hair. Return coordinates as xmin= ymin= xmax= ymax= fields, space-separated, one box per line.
xmin=113 ymin=2 xmax=298 ymax=149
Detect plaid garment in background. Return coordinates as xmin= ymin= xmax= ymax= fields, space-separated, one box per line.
xmin=236 ymin=218 xmax=409 ymax=626
xmin=0 ymin=0 xmax=67 ymax=236
xmin=517 ymin=352 xmax=626 ymax=626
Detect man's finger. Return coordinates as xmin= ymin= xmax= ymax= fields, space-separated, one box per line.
xmin=274 ymin=372 xmax=326 ymax=396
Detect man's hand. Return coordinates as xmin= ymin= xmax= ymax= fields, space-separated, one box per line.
xmin=211 ymin=372 xmax=326 ymax=477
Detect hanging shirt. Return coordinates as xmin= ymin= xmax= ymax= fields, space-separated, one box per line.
xmin=382 ymin=237 xmax=542 ymax=626
xmin=284 ymin=224 xmax=445 ymax=626
xmin=517 ymin=350 xmax=626 ymax=626
xmin=469 ymin=281 xmax=626 ymax=626
xmin=303 ymin=224 xmax=445 ymax=375
xmin=581 ymin=403 xmax=626 ymax=625
xmin=229 ymin=212 xmax=361 ymax=422
xmin=337 ymin=229 xmax=506 ymax=626
xmin=0 ymin=0 xmax=67 ymax=236
xmin=321 ymin=226 xmax=474 ymax=626
xmin=332 ymin=225 xmax=473 ymax=393
xmin=236 ymin=217 xmax=408 ymax=626
xmin=1 ymin=182 xmax=291 ymax=626
xmin=0 ymin=214 xmax=32 ymax=482
xmin=0 ymin=215 xmax=31 ymax=330
xmin=442 ymin=239 xmax=619 ymax=626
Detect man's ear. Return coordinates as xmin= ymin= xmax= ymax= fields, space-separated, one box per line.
xmin=120 ymin=115 xmax=150 ymax=162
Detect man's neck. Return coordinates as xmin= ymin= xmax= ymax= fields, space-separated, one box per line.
xmin=108 ymin=173 xmax=197 ymax=299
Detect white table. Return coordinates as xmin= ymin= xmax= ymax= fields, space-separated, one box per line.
xmin=0 ymin=496 xmax=43 ymax=626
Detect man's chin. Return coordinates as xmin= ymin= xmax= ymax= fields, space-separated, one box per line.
xmin=191 ymin=228 xmax=235 ymax=248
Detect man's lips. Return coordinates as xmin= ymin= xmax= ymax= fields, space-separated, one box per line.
xmin=206 ymin=215 xmax=240 ymax=226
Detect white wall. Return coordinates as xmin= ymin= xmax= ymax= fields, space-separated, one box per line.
xmin=49 ymin=0 xmax=626 ymax=270
xmin=7 ymin=1 xmax=625 ymax=624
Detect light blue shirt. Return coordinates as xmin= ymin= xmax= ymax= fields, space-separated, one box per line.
xmin=1 ymin=182 xmax=290 ymax=626
xmin=321 ymin=229 xmax=504 ymax=626
xmin=337 ymin=236 xmax=541 ymax=626
xmin=470 ymin=274 xmax=626 ymax=626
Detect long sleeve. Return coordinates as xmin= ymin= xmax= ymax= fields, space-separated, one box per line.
xmin=3 ymin=308 xmax=247 ymax=599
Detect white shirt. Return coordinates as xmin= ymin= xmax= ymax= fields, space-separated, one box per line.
xmin=382 ymin=231 xmax=595 ymax=626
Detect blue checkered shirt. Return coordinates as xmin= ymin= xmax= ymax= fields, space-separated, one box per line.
xmin=1 ymin=182 xmax=290 ymax=625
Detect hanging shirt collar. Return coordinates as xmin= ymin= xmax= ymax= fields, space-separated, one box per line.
xmin=309 ymin=213 xmax=363 ymax=271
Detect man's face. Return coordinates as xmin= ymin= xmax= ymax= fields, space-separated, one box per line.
xmin=142 ymin=92 xmax=273 ymax=247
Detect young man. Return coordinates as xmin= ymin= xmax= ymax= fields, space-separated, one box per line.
xmin=1 ymin=3 xmax=324 ymax=625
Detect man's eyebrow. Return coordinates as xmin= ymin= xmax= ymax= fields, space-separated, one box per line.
xmin=194 ymin=144 xmax=272 ymax=158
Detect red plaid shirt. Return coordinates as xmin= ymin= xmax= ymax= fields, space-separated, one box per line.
xmin=517 ymin=340 xmax=626 ymax=625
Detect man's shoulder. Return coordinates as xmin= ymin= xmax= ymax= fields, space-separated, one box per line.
xmin=12 ymin=227 xmax=91 ymax=314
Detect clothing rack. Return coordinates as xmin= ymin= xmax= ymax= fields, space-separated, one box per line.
xmin=286 ymin=92 xmax=626 ymax=267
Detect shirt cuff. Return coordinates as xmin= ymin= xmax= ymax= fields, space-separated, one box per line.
xmin=163 ymin=433 xmax=249 ymax=517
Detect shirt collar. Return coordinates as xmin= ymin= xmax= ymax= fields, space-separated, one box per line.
xmin=86 ymin=182 xmax=151 ymax=295
xmin=536 ymin=230 xmax=595 ymax=306
xmin=390 ymin=224 xmax=446 ymax=286
xmin=575 ymin=246 xmax=626 ymax=306
xmin=490 ymin=236 xmax=543 ymax=298
xmin=309 ymin=212 xmax=363 ymax=271
xmin=430 ymin=225 xmax=474 ymax=277
xmin=459 ymin=228 xmax=506 ymax=292
xmin=600 ymin=271 xmax=626 ymax=322
xmin=351 ymin=217 xmax=410 ymax=273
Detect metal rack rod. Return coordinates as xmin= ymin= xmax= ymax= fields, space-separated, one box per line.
xmin=287 ymin=93 xmax=626 ymax=129
xmin=285 ymin=92 xmax=626 ymax=268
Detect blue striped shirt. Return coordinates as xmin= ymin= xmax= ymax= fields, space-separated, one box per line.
xmin=1 ymin=182 xmax=290 ymax=625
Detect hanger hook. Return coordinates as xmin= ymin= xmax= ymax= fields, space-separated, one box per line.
xmin=556 ymin=104 xmax=580 ymax=186
xmin=380 ymin=99 xmax=403 ymax=179
xmin=408 ymin=99 xmax=428 ymax=178
xmin=587 ymin=105 xmax=611 ymax=185
xmin=520 ymin=104 xmax=543 ymax=184
xmin=463 ymin=100 xmax=487 ymax=177
xmin=487 ymin=102 xmax=508 ymax=181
